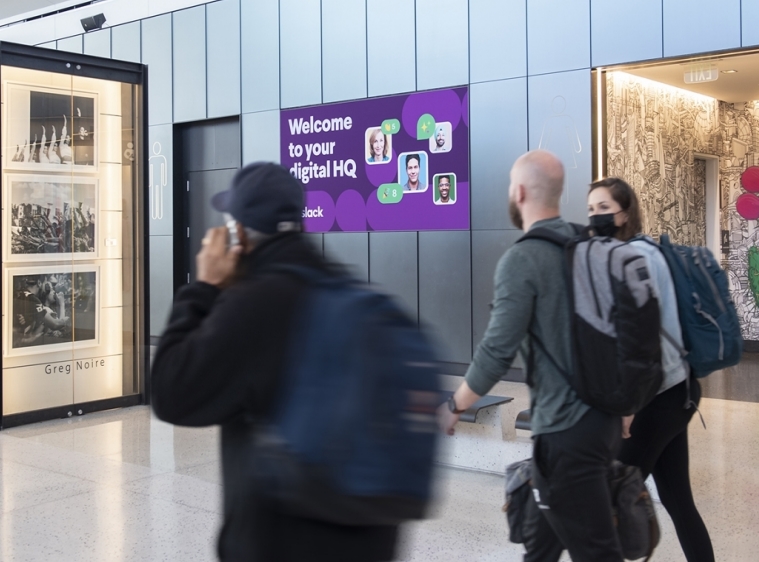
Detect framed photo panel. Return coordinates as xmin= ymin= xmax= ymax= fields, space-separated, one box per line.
xmin=3 ymin=174 xmax=98 ymax=262
xmin=4 ymin=264 xmax=100 ymax=357
xmin=4 ymin=83 xmax=98 ymax=173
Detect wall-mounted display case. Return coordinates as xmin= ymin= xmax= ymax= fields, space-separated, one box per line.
xmin=0 ymin=42 xmax=148 ymax=428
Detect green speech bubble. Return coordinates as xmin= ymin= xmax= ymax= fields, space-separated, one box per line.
xmin=381 ymin=119 xmax=401 ymax=135
xmin=377 ymin=183 xmax=404 ymax=204
xmin=416 ymin=113 xmax=435 ymax=140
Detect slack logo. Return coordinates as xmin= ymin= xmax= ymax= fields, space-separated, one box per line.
xmin=302 ymin=206 xmax=324 ymax=218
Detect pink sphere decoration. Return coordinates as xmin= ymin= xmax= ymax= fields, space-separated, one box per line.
xmin=736 ymin=192 xmax=759 ymax=220
xmin=740 ymin=166 xmax=759 ymax=194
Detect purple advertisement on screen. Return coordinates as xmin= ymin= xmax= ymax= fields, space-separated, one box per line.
xmin=280 ymin=87 xmax=470 ymax=232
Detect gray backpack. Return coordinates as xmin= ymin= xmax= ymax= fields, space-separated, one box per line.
xmin=518 ymin=226 xmax=663 ymax=416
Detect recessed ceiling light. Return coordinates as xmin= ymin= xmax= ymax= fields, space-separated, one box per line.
xmin=722 ymin=69 xmax=739 ymax=74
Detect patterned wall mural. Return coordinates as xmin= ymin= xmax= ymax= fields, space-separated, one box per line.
xmin=606 ymin=71 xmax=759 ymax=341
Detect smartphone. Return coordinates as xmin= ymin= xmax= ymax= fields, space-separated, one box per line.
xmin=223 ymin=213 xmax=240 ymax=248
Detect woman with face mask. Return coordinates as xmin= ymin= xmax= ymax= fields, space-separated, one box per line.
xmin=587 ymin=177 xmax=715 ymax=562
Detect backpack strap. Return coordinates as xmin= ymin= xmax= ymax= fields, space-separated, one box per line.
xmin=517 ymin=222 xmax=584 ymax=247
xmin=527 ymin=330 xmax=573 ymax=389
xmin=519 ymin=223 xmax=583 ymax=388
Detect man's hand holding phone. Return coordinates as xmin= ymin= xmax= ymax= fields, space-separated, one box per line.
xmin=197 ymin=225 xmax=242 ymax=288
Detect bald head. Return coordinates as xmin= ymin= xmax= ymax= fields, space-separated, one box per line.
xmin=511 ymin=150 xmax=564 ymax=210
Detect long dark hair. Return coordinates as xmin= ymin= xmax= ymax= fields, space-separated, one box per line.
xmin=589 ymin=177 xmax=643 ymax=242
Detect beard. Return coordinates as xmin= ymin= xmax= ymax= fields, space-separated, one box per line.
xmin=509 ymin=199 xmax=524 ymax=230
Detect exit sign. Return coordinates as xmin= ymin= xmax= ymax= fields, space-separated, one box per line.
xmin=684 ymin=64 xmax=719 ymax=84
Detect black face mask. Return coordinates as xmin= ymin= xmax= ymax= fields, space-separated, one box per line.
xmin=590 ymin=213 xmax=619 ymax=237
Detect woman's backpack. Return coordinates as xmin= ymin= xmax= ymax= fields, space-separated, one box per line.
xmin=657 ymin=235 xmax=743 ymax=377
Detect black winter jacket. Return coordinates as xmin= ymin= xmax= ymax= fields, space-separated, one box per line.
xmin=151 ymin=233 xmax=399 ymax=561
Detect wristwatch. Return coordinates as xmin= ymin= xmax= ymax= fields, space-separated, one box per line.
xmin=447 ymin=395 xmax=466 ymax=415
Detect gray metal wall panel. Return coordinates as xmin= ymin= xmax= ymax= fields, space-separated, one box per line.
xmin=184 ymin=118 xmax=241 ymax=172
xmin=591 ymin=0 xmax=662 ymax=66
xmin=470 ymin=78 xmax=527 ymax=230
xmin=207 ymin=0 xmax=241 ymax=119
xmin=112 ymin=22 xmax=141 ymax=63
xmin=367 ymin=0 xmax=416 ymax=97
xmin=149 ymin=124 xmax=174 ymax=236
xmin=470 ymin=0 xmax=526 ymax=83
xmin=39 ymin=41 xmax=56 ymax=49
xmin=324 ymin=233 xmax=369 ymax=283
xmin=369 ymin=232 xmax=418 ymax=323
xmin=149 ymin=235 xmax=174 ymax=336
xmin=416 ymin=0 xmax=469 ymax=90
xmin=142 ymin=15 xmax=173 ymax=126
xmin=322 ymin=0 xmax=367 ymax=103
xmin=242 ymin=110 xmax=281 ymax=164
xmin=241 ymin=0 xmax=280 ymax=113
xmin=527 ymin=0 xmax=589 ymax=76
xmin=57 ymin=35 xmax=83 ymax=54
xmin=83 ymin=29 xmax=111 ymax=58
xmin=173 ymin=6 xmax=207 ymax=123
xmin=528 ymin=69 xmax=592 ymax=225
xmin=302 ymin=233 xmax=324 ymax=256
xmin=280 ymin=0 xmax=322 ymax=108
xmin=471 ymin=230 xmax=523 ymax=348
xmin=664 ymin=0 xmax=741 ymax=56
xmin=744 ymin=0 xmax=759 ymax=46
xmin=418 ymin=231 xmax=472 ymax=363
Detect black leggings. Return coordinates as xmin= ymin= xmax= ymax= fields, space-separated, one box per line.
xmin=617 ymin=377 xmax=715 ymax=562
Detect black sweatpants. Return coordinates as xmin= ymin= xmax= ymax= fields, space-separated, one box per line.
xmin=617 ymin=377 xmax=715 ymax=562
xmin=525 ymin=408 xmax=623 ymax=562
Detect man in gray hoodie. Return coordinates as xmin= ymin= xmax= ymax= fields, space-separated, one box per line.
xmin=439 ymin=150 xmax=623 ymax=562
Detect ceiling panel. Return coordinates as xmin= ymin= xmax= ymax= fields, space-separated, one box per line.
xmin=617 ymin=50 xmax=759 ymax=103
xmin=0 ymin=0 xmax=83 ymax=26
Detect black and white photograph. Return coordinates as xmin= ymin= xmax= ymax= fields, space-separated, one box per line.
xmin=4 ymin=175 xmax=97 ymax=262
xmin=7 ymin=266 xmax=98 ymax=355
xmin=5 ymin=84 xmax=98 ymax=172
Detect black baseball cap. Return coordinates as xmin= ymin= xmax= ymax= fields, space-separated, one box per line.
xmin=211 ymin=162 xmax=304 ymax=234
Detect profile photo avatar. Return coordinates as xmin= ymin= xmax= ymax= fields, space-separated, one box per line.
xmin=429 ymin=122 xmax=452 ymax=153
xmin=434 ymin=173 xmax=456 ymax=205
xmin=399 ymin=152 xmax=428 ymax=192
xmin=365 ymin=127 xmax=392 ymax=164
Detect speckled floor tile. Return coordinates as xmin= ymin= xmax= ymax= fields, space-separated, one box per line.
xmin=123 ymin=471 xmax=223 ymax=514
xmin=0 ymin=486 xmax=219 ymax=562
xmin=176 ymin=459 xmax=222 ymax=485
xmin=0 ymin=459 xmax=100 ymax=514
xmin=0 ymin=396 xmax=758 ymax=561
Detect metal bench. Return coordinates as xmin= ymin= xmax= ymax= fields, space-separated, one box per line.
xmin=516 ymin=409 xmax=532 ymax=431
xmin=440 ymin=390 xmax=514 ymax=423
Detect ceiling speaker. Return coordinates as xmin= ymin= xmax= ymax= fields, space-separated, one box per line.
xmin=80 ymin=14 xmax=106 ymax=32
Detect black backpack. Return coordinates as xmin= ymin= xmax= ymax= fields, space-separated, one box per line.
xmin=518 ymin=226 xmax=663 ymax=416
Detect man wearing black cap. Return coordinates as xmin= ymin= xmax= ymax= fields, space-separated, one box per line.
xmin=151 ymin=162 xmax=398 ymax=562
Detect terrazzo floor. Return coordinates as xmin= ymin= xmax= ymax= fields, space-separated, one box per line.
xmin=1 ymin=387 xmax=758 ymax=561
